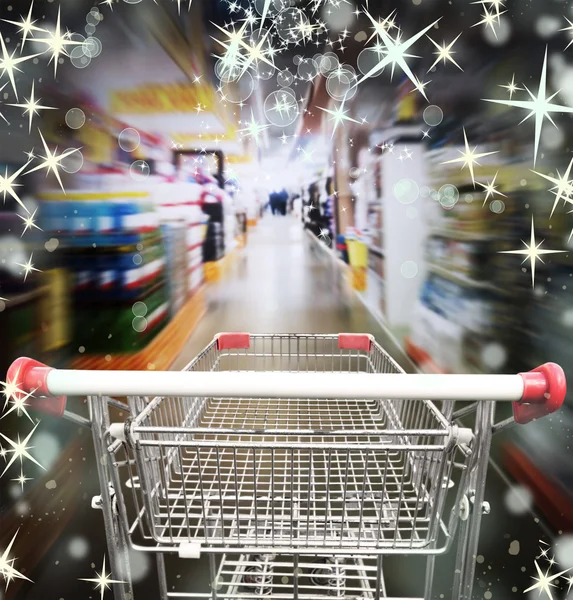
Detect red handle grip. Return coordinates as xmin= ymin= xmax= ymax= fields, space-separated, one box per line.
xmin=338 ymin=333 xmax=373 ymax=352
xmin=6 ymin=357 xmax=66 ymax=418
xmin=514 ymin=363 xmax=566 ymax=424
xmin=216 ymin=332 xmax=251 ymax=350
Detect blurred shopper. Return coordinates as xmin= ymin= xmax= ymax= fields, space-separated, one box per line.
xmin=268 ymin=189 xmax=288 ymax=215
xmin=269 ymin=191 xmax=278 ymax=215
xmin=279 ymin=189 xmax=288 ymax=215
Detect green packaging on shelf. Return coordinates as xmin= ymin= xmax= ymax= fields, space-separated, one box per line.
xmin=0 ymin=289 xmax=44 ymax=377
xmin=73 ymin=284 xmax=169 ymax=354
xmin=5 ymin=298 xmax=39 ymax=351
xmin=161 ymin=223 xmax=188 ymax=316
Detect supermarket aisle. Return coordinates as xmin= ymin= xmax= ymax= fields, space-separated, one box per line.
xmin=173 ymin=215 xmax=411 ymax=370
xmin=19 ymin=216 xmax=554 ymax=600
xmin=172 ymin=216 xmax=554 ymax=599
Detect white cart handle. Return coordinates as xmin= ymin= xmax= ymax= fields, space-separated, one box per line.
xmin=7 ymin=358 xmax=566 ymax=424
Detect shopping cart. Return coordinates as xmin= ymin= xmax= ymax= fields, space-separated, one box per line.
xmin=7 ymin=333 xmax=566 ymax=600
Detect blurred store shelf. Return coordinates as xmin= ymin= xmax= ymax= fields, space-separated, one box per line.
xmin=72 ymin=285 xmax=206 ymax=370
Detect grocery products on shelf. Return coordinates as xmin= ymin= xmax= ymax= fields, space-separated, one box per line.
xmin=154 ymin=180 xmax=208 ymax=295
xmin=350 ymin=126 xmax=428 ymax=335
xmin=408 ymin=301 xmax=465 ymax=373
xmin=303 ymin=178 xmax=334 ymax=244
xmin=73 ymin=283 xmax=169 ymax=354
xmin=40 ymin=191 xmax=159 ymax=245
xmin=39 ymin=189 xmax=169 ymax=355
xmin=161 ymin=222 xmax=187 ymax=317
xmin=406 ymin=140 xmax=544 ymax=374
xmin=336 ymin=234 xmax=348 ymax=263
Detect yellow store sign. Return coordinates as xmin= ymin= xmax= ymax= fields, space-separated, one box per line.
xmin=110 ymin=82 xmax=217 ymax=115
xmin=171 ymin=131 xmax=238 ymax=144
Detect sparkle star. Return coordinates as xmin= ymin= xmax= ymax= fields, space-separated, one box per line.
xmin=0 ymin=83 xmax=9 ymax=124
xmin=11 ymin=468 xmax=31 ymax=490
xmin=499 ymin=74 xmax=522 ymax=99
xmin=99 ymin=0 xmax=115 ymax=10
xmin=499 ymin=217 xmax=566 ymax=288
xmin=478 ymin=0 xmax=505 ymax=15
xmin=560 ymin=17 xmax=573 ymax=50
xmin=0 ymin=422 xmax=44 ymax=477
xmin=239 ymin=7 xmax=258 ymax=28
xmin=172 ymin=0 xmax=192 ymax=14
xmin=0 ymin=33 xmax=40 ymax=99
xmin=523 ymin=560 xmax=570 ymax=600
xmin=237 ymin=28 xmax=275 ymax=77
xmin=358 ymin=11 xmax=441 ymax=100
xmin=15 ymin=253 xmax=40 ymax=282
xmin=366 ymin=10 xmax=397 ymax=42
xmin=301 ymin=148 xmax=315 ymax=162
xmin=0 ymin=162 xmax=32 ymax=213
xmin=532 ymin=156 xmax=573 ymax=217
xmin=25 ymin=129 xmax=81 ymax=192
xmin=409 ymin=76 xmax=431 ymax=95
xmin=211 ymin=20 xmax=251 ymax=78
xmin=259 ymin=0 xmax=272 ymax=27
xmin=565 ymin=574 xmax=573 ymax=594
xmin=1 ymin=377 xmax=35 ymax=422
xmin=483 ymin=48 xmax=573 ymax=166
xmin=442 ymin=127 xmax=498 ymax=187
xmin=0 ymin=529 xmax=31 ymax=590
xmin=293 ymin=12 xmax=320 ymax=43
xmin=34 ymin=8 xmax=83 ymax=77
xmin=478 ymin=172 xmax=506 ymax=205
xmin=1 ymin=375 xmax=26 ymax=412
xmin=271 ymin=93 xmax=297 ymax=119
xmin=17 ymin=208 xmax=42 ymax=236
xmin=472 ymin=0 xmax=505 ymax=22
xmin=317 ymin=97 xmax=362 ymax=138
xmin=427 ymin=33 xmax=463 ymax=72
xmin=2 ymin=1 xmax=46 ymax=53
xmin=80 ymin=556 xmax=126 ymax=600
xmin=472 ymin=6 xmax=507 ymax=39
xmin=8 ymin=81 xmax=57 ymax=133
xmin=238 ymin=110 xmax=269 ymax=145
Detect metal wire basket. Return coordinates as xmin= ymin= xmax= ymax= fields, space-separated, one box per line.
xmin=111 ymin=334 xmax=471 ymax=555
xmin=9 ymin=332 xmax=565 ymax=600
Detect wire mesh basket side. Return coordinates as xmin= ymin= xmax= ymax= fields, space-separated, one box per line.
xmin=108 ymin=334 xmax=471 ymax=555
xmin=210 ymin=554 xmax=383 ymax=600
xmin=212 ymin=334 xmax=401 ymax=375
xmin=123 ymin=437 xmax=462 ymax=552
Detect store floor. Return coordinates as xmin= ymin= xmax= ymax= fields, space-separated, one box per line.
xmin=18 ymin=215 xmax=555 ymax=600
xmin=172 ymin=214 xmax=411 ymax=370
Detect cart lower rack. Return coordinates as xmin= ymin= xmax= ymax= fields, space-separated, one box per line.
xmin=8 ymin=333 xmax=566 ymax=600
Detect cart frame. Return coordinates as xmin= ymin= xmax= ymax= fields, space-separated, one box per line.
xmin=7 ymin=332 xmax=566 ymax=600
